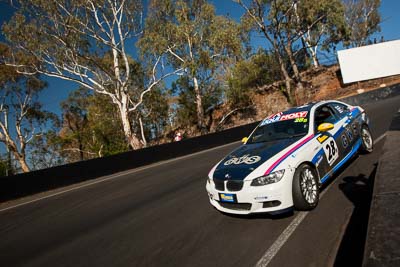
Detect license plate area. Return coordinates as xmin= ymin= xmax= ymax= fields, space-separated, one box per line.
xmin=219 ymin=193 xmax=237 ymax=203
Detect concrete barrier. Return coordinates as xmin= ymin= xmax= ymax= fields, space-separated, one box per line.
xmin=341 ymin=83 xmax=400 ymax=106
xmin=363 ymin=110 xmax=400 ymax=266
xmin=0 ymin=121 xmax=258 ymax=202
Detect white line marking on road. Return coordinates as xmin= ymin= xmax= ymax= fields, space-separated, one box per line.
xmin=255 ymin=133 xmax=386 ymax=267
xmin=374 ymin=133 xmax=386 ymax=144
xmin=0 ymin=141 xmax=241 ymax=213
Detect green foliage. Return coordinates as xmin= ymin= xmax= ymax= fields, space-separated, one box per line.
xmin=2 ymin=0 xmax=143 ymax=81
xmin=294 ymin=0 xmax=348 ymax=48
xmin=0 ymin=158 xmax=8 ymax=177
xmin=140 ymin=87 xmax=170 ymax=142
xmin=139 ymin=0 xmax=244 ymax=131
xmin=2 ymin=0 xmax=153 ymax=150
xmin=227 ymin=49 xmax=282 ymax=107
xmin=58 ymin=88 xmax=128 ymax=163
xmin=344 ymin=0 xmax=381 ymax=47
xmin=172 ymin=76 xmax=222 ymax=128
xmin=28 ymin=130 xmax=65 ymax=170
xmin=0 ymin=42 xmax=57 ymax=172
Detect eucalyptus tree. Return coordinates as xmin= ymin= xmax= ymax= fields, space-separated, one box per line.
xmin=344 ymin=0 xmax=381 ymax=47
xmin=58 ymin=88 xmax=128 ymax=163
xmin=236 ymin=0 xmax=348 ymax=103
xmin=228 ymin=49 xmax=281 ymax=107
xmin=0 ymin=43 xmax=55 ymax=172
xmin=139 ymin=0 xmax=243 ymax=132
xmin=2 ymin=0 xmax=180 ymax=149
xmin=292 ymin=0 xmax=348 ymax=68
xmin=237 ymin=0 xmax=298 ymax=104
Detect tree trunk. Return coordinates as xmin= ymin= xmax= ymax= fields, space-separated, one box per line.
xmin=118 ymin=96 xmax=143 ymax=150
xmin=310 ymin=47 xmax=319 ymax=68
xmin=78 ymin=136 xmax=84 ymax=161
xmin=275 ymin=50 xmax=294 ymax=105
xmin=139 ymin=117 xmax=147 ymax=147
xmin=285 ymin=43 xmax=304 ymax=90
xmin=270 ymin=35 xmax=294 ymax=105
xmin=301 ymin=37 xmax=319 ymax=69
xmin=14 ymin=152 xmax=30 ymax=173
xmin=193 ymin=77 xmax=206 ymax=133
xmin=284 ymin=42 xmax=304 ymax=104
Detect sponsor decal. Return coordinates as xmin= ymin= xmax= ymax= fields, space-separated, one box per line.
xmin=341 ymin=134 xmax=349 ymax=148
xmin=317 ymin=135 xmax=328 ymax=143
xmin=260 ymin=112 xmax=283 ymax=125
xmin=346 ymin=128 xmax=353 ymax=142
xmin=294 ymin=117 xmax=308 ymax=123
xmin=219 ymin=193 xmax=236 ymax=203
xmin=224 ymin=154 xmax=261 ymax=165
xmin=334 ymin=105 xmax=345 ymax=113
xmin=279 ymin=111 xmax=308 ymax=121
xmin=323 ymin=137 xmax=339 ymax=165
xmin=316 ymin=154 xmax=323 ymax=166
xmin=260 ymin=111 xmax=308 ymax=126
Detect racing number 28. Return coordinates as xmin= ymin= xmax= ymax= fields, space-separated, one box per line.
xmin=323 ymin=137 xmax=339 ymax=165
xmin=325 ymin=141 xmax=336 ymax=161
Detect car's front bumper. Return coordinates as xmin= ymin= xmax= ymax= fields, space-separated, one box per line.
xmin=205 ymin=169 xmax=295 ymax=215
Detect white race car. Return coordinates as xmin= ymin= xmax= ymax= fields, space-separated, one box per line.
xmin=206 ymin=100 xmax=373 ymax=215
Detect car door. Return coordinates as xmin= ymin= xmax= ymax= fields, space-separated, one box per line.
xmin=329 ymin=102 xmax=360 ymax=151
xmin=313 ymin=104 xmax=346 ymax=179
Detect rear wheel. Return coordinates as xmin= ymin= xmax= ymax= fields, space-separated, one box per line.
xmin=360 ymin=125 xmax=373 ymax=153
xmin=292 ymin=164 xmax=319 ymax=211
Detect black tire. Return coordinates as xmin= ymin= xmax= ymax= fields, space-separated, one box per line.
xmin=360 ymin=124 xmax=373 ymax=154
xmin=292 ymin=164 xmax=319 ymax=211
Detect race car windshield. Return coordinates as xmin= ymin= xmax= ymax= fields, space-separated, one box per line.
xmin=247 ymin=115 xmax=309 ymax=144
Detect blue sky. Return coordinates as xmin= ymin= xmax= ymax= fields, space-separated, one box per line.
xmin=1 ymin=0 xmax=400 ymax=116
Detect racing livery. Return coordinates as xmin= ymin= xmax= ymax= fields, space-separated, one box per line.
xmin=206 ymin=100 xmax=373 ymax=215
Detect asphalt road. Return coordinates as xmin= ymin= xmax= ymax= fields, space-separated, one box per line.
xmin=1 ymin=96 xmax=399 ymax=267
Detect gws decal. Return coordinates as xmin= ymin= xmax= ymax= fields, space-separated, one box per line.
xmin=224 ymin=154 xmax=261 ymax=165
xmin=346 ymin=128 xmax=353 ymax=142
xmin=341 ymin=134 xmax=349 ymax=148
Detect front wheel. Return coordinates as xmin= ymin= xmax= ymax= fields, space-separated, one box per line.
xmin=360 ymin=125 xmax=373 ymax=153
xmin=292 ymin=164 xmax=319 ymax=211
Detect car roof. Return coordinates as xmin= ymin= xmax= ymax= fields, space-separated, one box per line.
xmin=262 ymin=100 xmax=348 ymax=121
xmin=280 ymin=102 xmax=317 ymax=115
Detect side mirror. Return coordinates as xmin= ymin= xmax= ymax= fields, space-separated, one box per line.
xmin=242 ymin=137 xmax=248 ymax=144
xmin=317 ymin=123 xmax=334 ymax=132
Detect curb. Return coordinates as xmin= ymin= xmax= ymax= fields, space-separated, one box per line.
xmin=363 ymin=110 xmax=400 ymax=266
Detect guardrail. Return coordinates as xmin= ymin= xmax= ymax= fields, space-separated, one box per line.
xmin=1 ymin=83 xmax=399 ymax=203
xmin=363 ymin=110 xmax=400 ymax=266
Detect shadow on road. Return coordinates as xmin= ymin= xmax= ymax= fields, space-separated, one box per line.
xmin=334 ymin=163 xmax=377 ymax=267
xmin=218 ymin=209 xmax=295 ymax=220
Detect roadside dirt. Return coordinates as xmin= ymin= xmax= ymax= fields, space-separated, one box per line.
xmin=210 ymin=65 xmax=400 ymax=132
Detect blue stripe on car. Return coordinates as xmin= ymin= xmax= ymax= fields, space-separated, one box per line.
xmin=311 ymin=148 xmax=324 ymax=164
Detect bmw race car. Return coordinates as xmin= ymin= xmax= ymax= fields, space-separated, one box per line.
xmin=206 ymin=100 xmax=373 ymax=215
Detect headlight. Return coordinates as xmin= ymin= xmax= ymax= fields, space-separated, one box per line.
xmin=251 ymin=170 xmax=285 ymax=186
